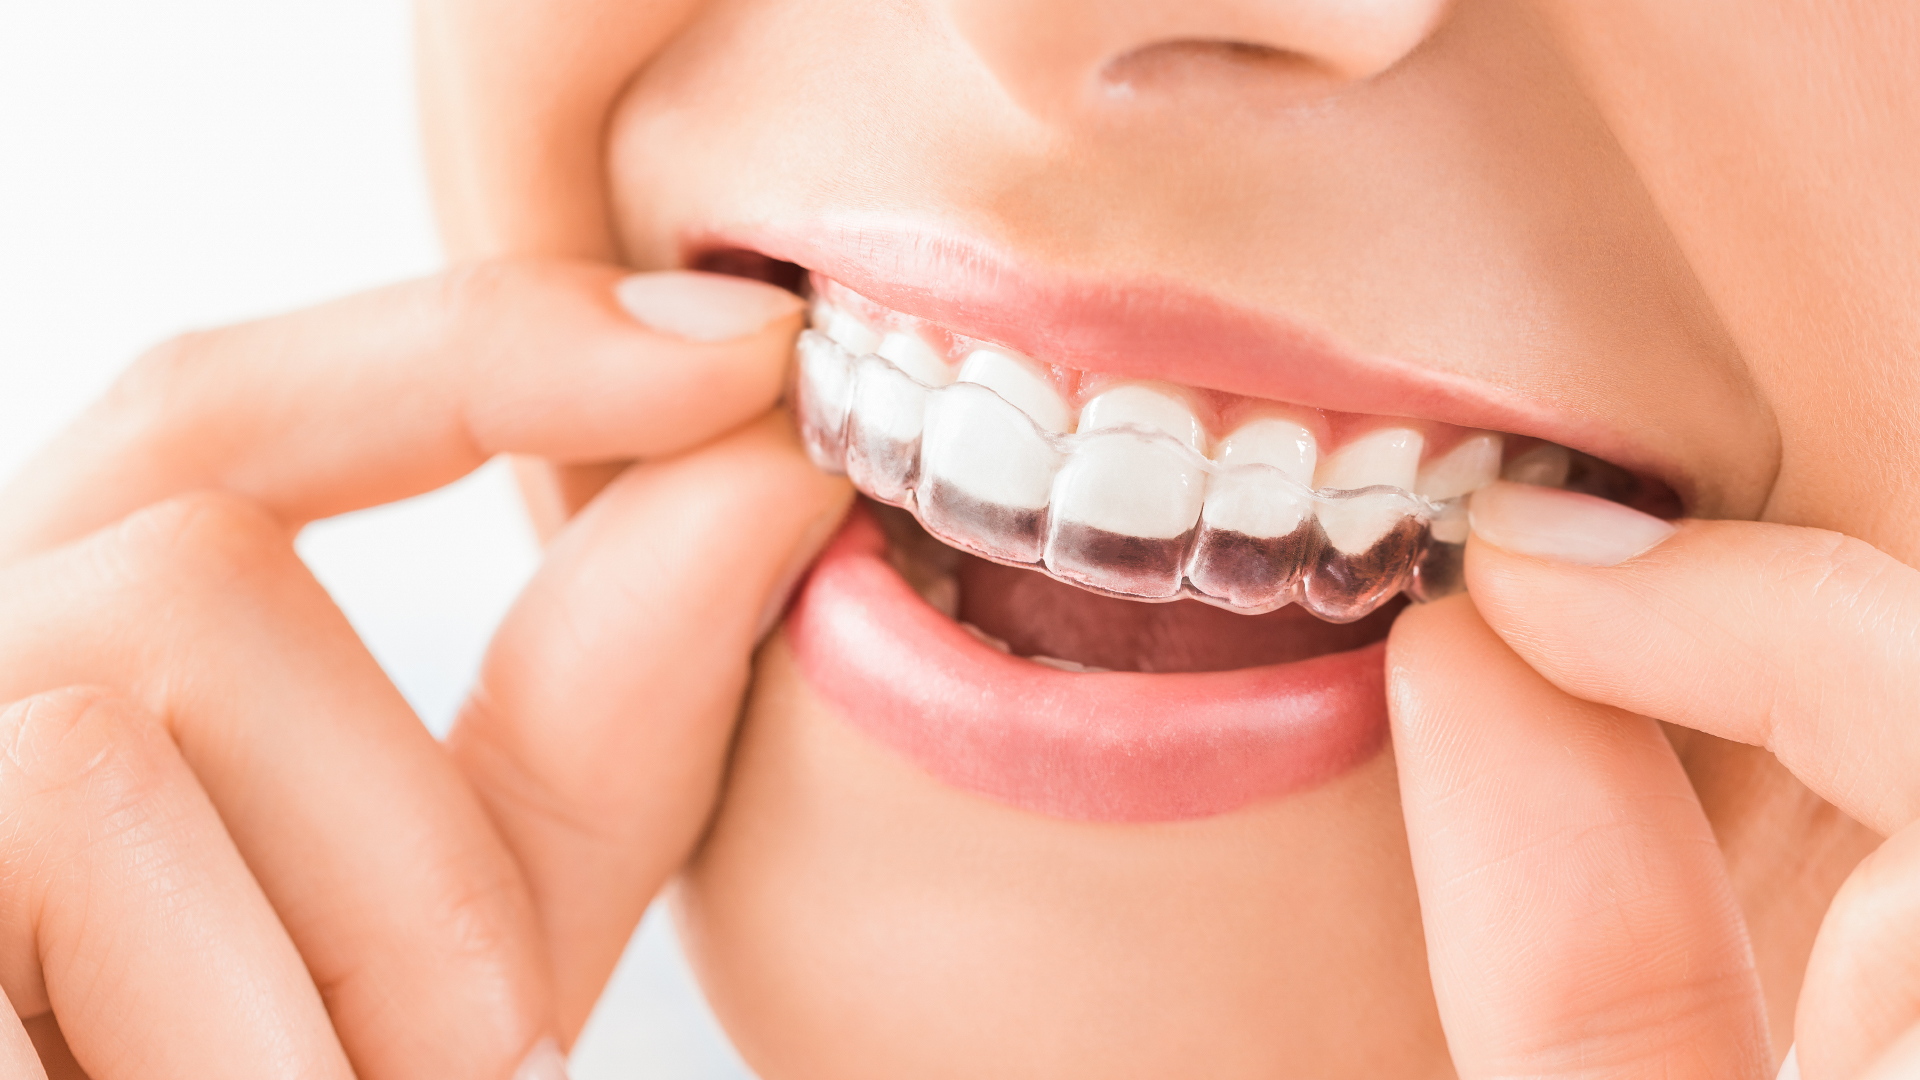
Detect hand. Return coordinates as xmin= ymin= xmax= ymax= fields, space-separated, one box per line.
xmin=1388 ymin=481 xmax=1920 ymax=1079
xmin=0 ymin=259 xmax=851 ymax=1079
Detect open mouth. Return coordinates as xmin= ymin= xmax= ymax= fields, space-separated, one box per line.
xmin=695 ymin=239 xmax=1674 ymax=822
xmin=794 ymin=272 xmax=1652 ymax=624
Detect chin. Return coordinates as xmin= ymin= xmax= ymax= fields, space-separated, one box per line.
xmin=678 ymin=632 xmax=1447 ymax=1079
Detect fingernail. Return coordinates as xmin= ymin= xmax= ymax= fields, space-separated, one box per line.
xmin=614 ymin=270 xmax=805 ymax=343
xmin=513 ymin=1037 xmax=571 ymax=1080
xmin=1469 ymin=480 xmax=1676 ymax=567
xmin=1776 ymin=1044 xmax=1798 ymax=1080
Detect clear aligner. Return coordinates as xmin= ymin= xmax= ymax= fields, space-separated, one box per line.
xmin=793 ymin=298 xmax=1568 ymax=622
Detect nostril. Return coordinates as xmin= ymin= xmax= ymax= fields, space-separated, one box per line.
xmin=1099 ymin=39 xmax=1343 ymax=104
xmin=941 ymin=0 xmax=1451 ymax=120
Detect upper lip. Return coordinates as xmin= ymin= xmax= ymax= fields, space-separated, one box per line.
xmin=691 ymin=216 xmax=1688 ymax=505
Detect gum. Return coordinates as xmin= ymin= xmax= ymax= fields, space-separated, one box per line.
xmin=794 ymin=329 xmax=1465 ymax=622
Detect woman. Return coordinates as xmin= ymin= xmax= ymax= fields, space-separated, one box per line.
xmin=1 ymin=1 xmax=1915 ymax=1076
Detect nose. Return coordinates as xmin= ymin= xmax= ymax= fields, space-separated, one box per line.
xmin=939 ymin=0 xmax=1452 ymax=115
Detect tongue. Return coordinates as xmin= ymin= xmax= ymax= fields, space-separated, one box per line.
xmin=955 ymin=555 xmax=1404 ymax=674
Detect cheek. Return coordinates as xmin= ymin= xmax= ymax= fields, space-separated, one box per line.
xmin=676 ymin=634 xmax=1448 ymax=1079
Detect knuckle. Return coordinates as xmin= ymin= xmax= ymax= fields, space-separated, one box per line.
xmin=432 ymin=258 xmax=535 ymax=330
xmin=106 ymin=329 xmax=223 ymax=425
xmin=0 ymin=688 xmax=169 ymax=809
xmin=1785 ymin=530 xmax=1909 ymax=616
xmin=430 ymin=848 xmax=532 ymax=964
xmin=103 ymin=490 xmax=293 ymax=594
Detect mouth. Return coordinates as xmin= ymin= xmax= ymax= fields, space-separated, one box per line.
xmin=692 ymin=231 xmax=1675 ymax=823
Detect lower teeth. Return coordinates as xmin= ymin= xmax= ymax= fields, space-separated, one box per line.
xmin=795 ymin=329 xmax=1600 ymax=623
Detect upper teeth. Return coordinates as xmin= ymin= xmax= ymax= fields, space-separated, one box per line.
xmin=796 ymin=278 xmax=1546 ymax=621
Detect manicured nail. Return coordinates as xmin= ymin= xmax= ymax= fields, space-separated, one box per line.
xmin=1775 ymin=1044 xmax=1798 ymax=1080
xmin=513 ymin=1038 xmax=571 ymax=1080
xmin=614 ymin=270 xmax=805 ymax=343
xmin=1469 ymin=480 xmax=1676 ymax=567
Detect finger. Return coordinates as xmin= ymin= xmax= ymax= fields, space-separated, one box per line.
xmin=0 ymin=494 xmax=551 ymax=1079
xmin=1796 ymin=823 xmax=1920 ymax=1080
xmin=1388 ymin=596 xmax=1772 ymax=1078
xmin=0 ymin=688 xmax=353 ymax=1080
xmin=450 ymin=411 xmax=853 ymax=1035
xmin=0 ymin=993 xmax=48 ymax=1080
xmin=1857 ymin=1024 xmax=1920 ymax=1080
xmin=0 ymin=260 xmax=806 ymax=559
xmin=1463 ymin=480 xmax=1920 ymax=834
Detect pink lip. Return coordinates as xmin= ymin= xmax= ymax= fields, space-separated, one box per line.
xmin=785 ymin=506 xmax=1388 ymax=822
xmin=694 ymin=217 xmax=1684 ymax=500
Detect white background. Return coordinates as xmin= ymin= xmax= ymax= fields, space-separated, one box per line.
xmin=0 ymin=3 xmax=753 ymax=1076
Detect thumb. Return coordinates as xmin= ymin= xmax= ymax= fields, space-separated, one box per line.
xmin=449 ymin=410 xmax=854 ymax=1037
xmin=1388 ymin=594 xmax=1772 ymax=1078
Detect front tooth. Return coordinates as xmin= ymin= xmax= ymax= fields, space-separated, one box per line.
xmin=1185 ymin=417 xmax=1320 ymax=611
xmin=1303 ymin=427 xmax=1426 ymax=620
xmin=793 ymin=330 xmax=857 ymax=471
xmin=1199 ymin=418 xmax=1318 ymax=552
xmin=1077 ymin=382 xmax=1207 ymax=453
xmin=1045 ymin=406 xmax=1207 ymax=599
xmin=1213 ymin=415 xmax=1317 ymax=487
xmin=957 ymin=348 xmax=1073 ymax=434
xmin=917 ymin=382 xmax=1063 ymax=564
xmin=1314 ymin=427 xmax=1423 ymax=556
xmin=843 ymin=357 xmax=930 ymax=505
xmin=824 ymin=306 xmax=884 ymax=357
xmin=1416 ymin=432 xmax=1504 ymax=504
xmin=877 ymin=331 xmax=953 ymax=387
xmin=1503 ymin=442 xmax=1571 ymax=488
xmin=1316 ymin=427 xmax=1423 ymax=494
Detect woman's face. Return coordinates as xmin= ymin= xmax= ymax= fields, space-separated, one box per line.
xmin=422 ymin=0 xmax=1918 ymax=1074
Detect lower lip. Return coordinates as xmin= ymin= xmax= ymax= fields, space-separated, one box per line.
xmin=784 ymin=506 xmax=1391 ymax=823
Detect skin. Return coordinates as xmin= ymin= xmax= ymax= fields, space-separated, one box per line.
xmin=0 ymin=265 xmax=849 ymax=1078
xmin=427 ymin=0 xmax=1908 ymax=1073
xmin=0 ymin=0 xmax=1914 ymax=1076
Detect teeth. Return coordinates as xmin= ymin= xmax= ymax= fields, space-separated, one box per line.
xmin=1314 ymin=428 xmax=1423 ymax=553
xmin=961 ymin=620 xmax=1012 ymax=654
xmin=844 ymin=357 xmax=931 ymax=504
xmin=1503 ymin=442 xmax=1571 ymax=488
xmin=878 ymin=331 xmax=953 ymax=387
xmin=1199 ymin=424 xmax=1316 ymax=538
xmin=1077 ymin=383 xmax=1207 ymax=453
xmin=1046 ymin=427 xmax=1207 ymax=599
xmin=1212 ymin=415 xmax=1317 ymax=486
xmin=791 ymin=277 xmax=1605 ymax=621
xmin=1297 ymin=427 xmax=1427 ymax=620
xmin=962 ymin=621 xmax=1111 ymax=673
xmin=1026 ymin=653 xmax=1111 ymax=674
xmin=918 ymin=381 xmax=1063 ymax=563
xmin=958 ymin=349 xmax=1073 ymax=434
xmin=822 ymin=305 xmax=883 ymax=357
xmin=793 ymin=331 xmax=857 ymax=469
xmin=1416 ymin=432 xmax=1503 ymax=504
xmin=1185 ymin=417 xmax=1319 ymax=611
xmin=1315 ymin=427 xmax=1423 ymax=494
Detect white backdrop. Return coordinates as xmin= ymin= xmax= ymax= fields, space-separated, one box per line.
xmin=0 ymin=4 xmax=753 ymax=1076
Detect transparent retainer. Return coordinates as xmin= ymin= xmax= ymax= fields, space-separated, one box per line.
xmin=792 ymin=330 xmax=1470 ymax=623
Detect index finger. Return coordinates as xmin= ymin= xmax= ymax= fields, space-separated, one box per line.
xmin=0 ymin=258 xmax=805 ymax=559
xmin=1461 ymin=481 xmax=1920 ymax=835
